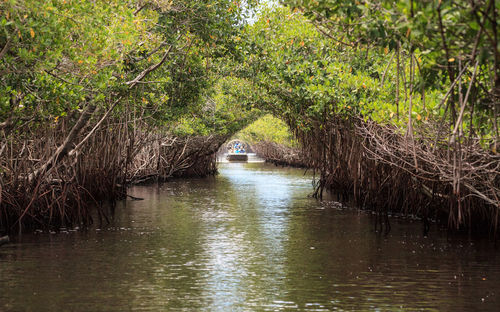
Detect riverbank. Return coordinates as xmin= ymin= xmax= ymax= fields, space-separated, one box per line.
xmin=292 ymin=116 xmax=500 ymax=236
xmin=0 ymin=121 xmax=228 ymax=235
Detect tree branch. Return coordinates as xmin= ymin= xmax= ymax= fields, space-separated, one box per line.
xmin=68 ymin=97 xmax=122 ymax=157
xmin=125 ymin=35 xmax=180 ymax=89
xmin=0 ymin=36 xmax=11 ymax=61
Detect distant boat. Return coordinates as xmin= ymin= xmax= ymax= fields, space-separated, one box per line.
xmin=226 ymin=153 xmax=248 ymax=162
xmin=225 ymin=139 xmax=249 ymax=162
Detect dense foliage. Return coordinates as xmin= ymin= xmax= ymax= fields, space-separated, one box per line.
xmin=239 ymin=2 xmax=498 ymax=144
xmin=237 ymin=114 xmax=297 ymax=147
xmin=280 ymin=0 xmax=499 ymax=144
xmin=0 ymin=0 xmax=256 ymax=132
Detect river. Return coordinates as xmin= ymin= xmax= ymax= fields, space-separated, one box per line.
xmin=1 ymin=163 xmax=500 ymax=311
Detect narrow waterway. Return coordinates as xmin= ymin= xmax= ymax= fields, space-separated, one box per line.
xmin=1 ymin=163 xmax=499 ymax=311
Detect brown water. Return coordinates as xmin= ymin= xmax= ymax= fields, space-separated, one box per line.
xmin=1 ymin=163 xmax=499 ymax=311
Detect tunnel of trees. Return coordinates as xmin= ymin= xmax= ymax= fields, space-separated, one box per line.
xmin=0 ymin=0 xmax=499 ymax=235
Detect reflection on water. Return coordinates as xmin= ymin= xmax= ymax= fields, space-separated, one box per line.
xmin=1 ymin=162 xmax=500 ymax=311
